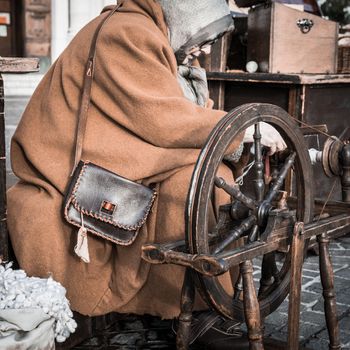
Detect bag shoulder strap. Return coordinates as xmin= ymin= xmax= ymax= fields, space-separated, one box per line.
xmin=71 ymin=2 xmax=123 ymax=174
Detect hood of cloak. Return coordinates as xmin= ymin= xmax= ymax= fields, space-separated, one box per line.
xmin=157 ymin=0 xmax=234 ymax=63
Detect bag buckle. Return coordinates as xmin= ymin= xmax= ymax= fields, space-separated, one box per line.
xmin=100 ymin=200 xmax=117 ymax=215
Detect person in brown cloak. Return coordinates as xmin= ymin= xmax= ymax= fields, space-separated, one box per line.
xmin=7 ymin=0 xmax=286 ymax=319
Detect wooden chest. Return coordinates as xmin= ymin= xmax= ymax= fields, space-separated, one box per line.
xmin=247 ymin=2 xmax=338 ymax=74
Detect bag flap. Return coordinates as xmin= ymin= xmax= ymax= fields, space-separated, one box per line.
xmin=68 ymin=161 xmax=156 ymax=230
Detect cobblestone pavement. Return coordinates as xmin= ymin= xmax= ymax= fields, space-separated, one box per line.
xmin=261 ymin=234 xmax=350 ymax=349
xmin=4 ymin=95 xmax=350 ymax=349
xmin=72 ymin=316 xmax=177 ymax=350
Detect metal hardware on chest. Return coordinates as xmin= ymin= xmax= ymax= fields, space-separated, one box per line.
xmin=296 ymin=18 xmax=314 ymax=34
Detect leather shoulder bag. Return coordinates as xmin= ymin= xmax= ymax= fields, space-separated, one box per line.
xmin=63 ymin=3 xmax=157 ymax=263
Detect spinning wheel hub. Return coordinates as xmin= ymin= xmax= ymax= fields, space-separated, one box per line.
xmin=322 ymin=137 xmax=343 ymax=177
xmin=230 ymin=201 xmax=250 ymax=220
xmin=257 ymin=201 xmax=273 ymax=227
xmin=340 ymin=143 xmax=350 ymax=203
xmin=341 ymin=143 xmax=350 ymax=169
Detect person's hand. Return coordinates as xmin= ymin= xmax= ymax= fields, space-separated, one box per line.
xmin=205 ymin=98 xmax=214 ymax=109
xmin=243 ymin=122 xmax=287 ymax=155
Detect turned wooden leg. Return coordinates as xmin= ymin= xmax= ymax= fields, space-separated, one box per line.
xmin=318 ymin=233 xmax=341 ymax=350
xmin=176 ymin=268 xmax=195 ymax=350
xmin=241 ymin=260 xmax=264 ymax=350
xmin=287 ymin=222 xmax=305 ymax=350
xmin=259 ymin=252 xmax=278 ymax=297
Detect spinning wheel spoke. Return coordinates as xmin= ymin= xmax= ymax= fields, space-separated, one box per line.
xmin=248 ymin=224 xmax=260 ymax=243
xmin=254 ymin=123 xmax=265 ymax=202
xmin=214 ymin=177 xmax=257 ymax=210
xmin=258 ymin=252 xmax=280 ymax=297
xmin=213 ymin=215 xmax=256 ymax=254
xmin=256 ymin=153 xmax=296 ymax=297
xmin=264 ymin=152 xmax=296 ymax=204
xmin=232 ymin=226 xmax=260 ymax=302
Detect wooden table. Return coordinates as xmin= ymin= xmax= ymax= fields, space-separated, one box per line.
xmin=208 ymin=71 xmax=350 ymax=201
xmin=0 ymin=57 xmax=39 ymax=262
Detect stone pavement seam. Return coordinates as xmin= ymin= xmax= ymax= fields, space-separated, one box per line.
xmin=303 ymin=309 xmax=350 ymax=349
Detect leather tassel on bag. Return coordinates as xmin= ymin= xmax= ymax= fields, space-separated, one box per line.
xmin=74 ymin=213 xmax=90 ymax=263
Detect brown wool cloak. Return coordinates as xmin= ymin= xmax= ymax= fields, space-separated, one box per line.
xmin=7 ymin=0 xmax=242 ymax=318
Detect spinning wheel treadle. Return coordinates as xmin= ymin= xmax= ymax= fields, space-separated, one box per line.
xmin=186 ymin=103 xmax=313 ymax=321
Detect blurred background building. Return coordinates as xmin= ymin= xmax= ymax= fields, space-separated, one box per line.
xmin=1 ymin=1 xmax=349 ymax=69
xmin=0 ymin=0 xmax=349 ymax=94
xmin=0 ymin=0 xmax=115 ymax=176
xmin=0 ymin=0 xmax=116 ymax=70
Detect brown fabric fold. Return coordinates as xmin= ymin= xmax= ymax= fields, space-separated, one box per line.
xmin=7 ymin=0 xmax=242 ymax=318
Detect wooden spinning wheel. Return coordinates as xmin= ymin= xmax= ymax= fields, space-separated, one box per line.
xmin=186 ymin=103 xmax=313 ymax=321
xmin=142 ymin=102 xmax=350 ymax=350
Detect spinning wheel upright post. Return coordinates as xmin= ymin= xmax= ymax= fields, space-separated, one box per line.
xmin=142 ymin=103 xmax=350 ymax=349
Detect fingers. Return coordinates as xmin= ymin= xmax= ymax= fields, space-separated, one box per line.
xmin=278 ymin=139 xmax=287 ymax=151
xmin=243 ymin=123 xmax=287 ymax=155
xmin=267 ymin=137 xmax=287 ymax=155
xmin=267 ymin=144 xmax=277 ymax=156
xmin=261 ymin=123 xmax=287 ymax=155
xmin=243 ymin=125 xmax=255 ymax=143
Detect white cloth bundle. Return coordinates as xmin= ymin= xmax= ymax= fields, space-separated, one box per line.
xmin=0 ymin=262 xmax=77 ymax=348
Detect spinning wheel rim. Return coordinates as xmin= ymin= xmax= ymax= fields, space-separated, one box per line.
xmin=185 ymin=103 xmax=314 ymax=321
